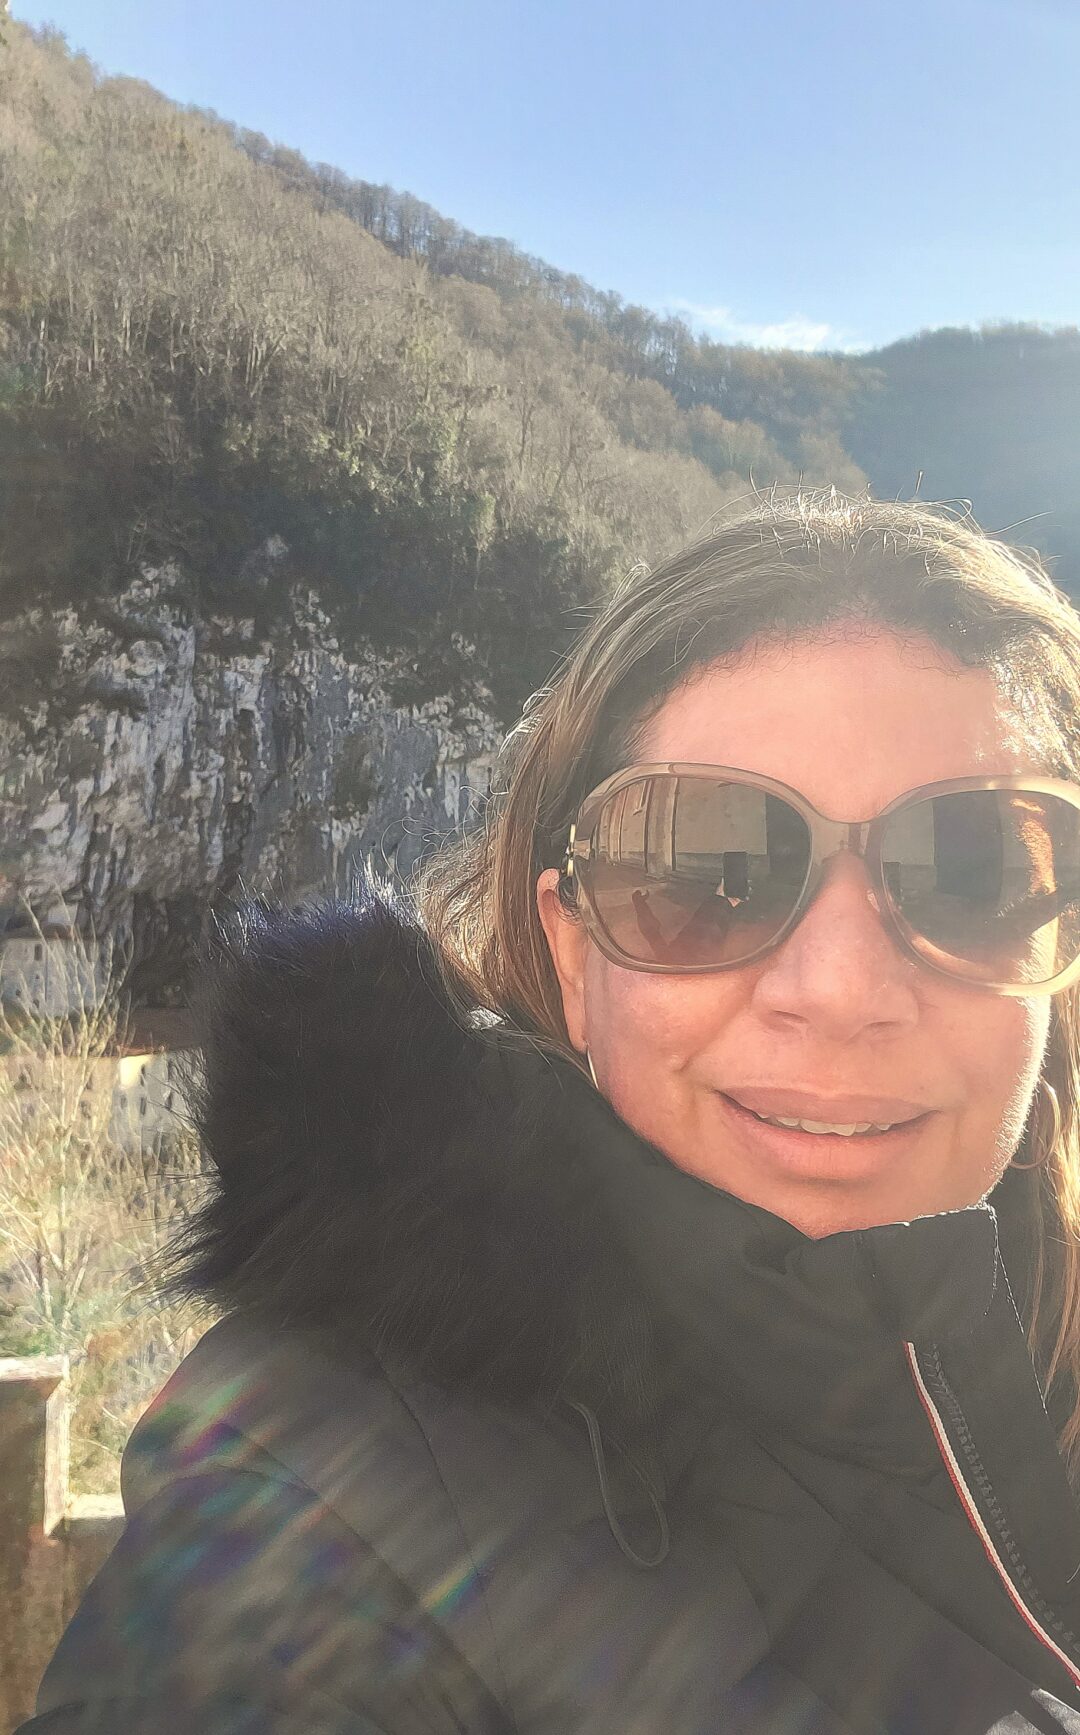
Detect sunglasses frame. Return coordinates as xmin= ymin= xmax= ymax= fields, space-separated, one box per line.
xmin=561 ymin=763 xmax=1080 ymax=995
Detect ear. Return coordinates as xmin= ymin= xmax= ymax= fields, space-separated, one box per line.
xmin=536 ymin=868 xmax=589 ymax=1054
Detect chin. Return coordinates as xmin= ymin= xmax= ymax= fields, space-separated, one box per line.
xmin=779 ymin=1196 xmax=908 ymax=1241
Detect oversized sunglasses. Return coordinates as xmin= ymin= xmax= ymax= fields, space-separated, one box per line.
xmin=558 ymin=766 xmax=1080 ymax=994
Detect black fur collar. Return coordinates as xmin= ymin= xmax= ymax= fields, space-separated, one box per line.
xmin=174 ymin=877 xmax=661 ymax=1442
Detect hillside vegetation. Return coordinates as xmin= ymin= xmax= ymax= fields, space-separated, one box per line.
xmin=1 ymin=23 xmax=1077 ymax=726
xmin=0 ymin=23 xmax=869 ymax=720
xmin=203 ymin=107 xmax=1080 ymax=591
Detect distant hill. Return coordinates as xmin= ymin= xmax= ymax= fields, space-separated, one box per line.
xmin=845 ymin=324 xmax=1080 ymax=591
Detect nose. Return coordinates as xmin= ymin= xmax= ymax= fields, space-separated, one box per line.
xmin=752 ymin=849 xmax=920 ymax=1042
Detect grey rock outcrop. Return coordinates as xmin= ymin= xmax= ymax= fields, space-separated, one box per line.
xmin=0 ymin=560 xmax=502 ymax=1005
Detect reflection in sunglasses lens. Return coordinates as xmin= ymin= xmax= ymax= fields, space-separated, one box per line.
xmin=882 ymin=789 xmax=1080 ymax=985
xmin=590 ymin=778 xmax=811 ymax=968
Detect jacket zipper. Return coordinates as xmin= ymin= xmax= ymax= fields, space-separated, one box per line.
xmin=905 ymin=1339 xmax=1080 ymax=1695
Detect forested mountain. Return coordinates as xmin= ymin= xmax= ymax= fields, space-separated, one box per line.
xmin=0 ymin=23 xmax=863 ymax=723
xmin=1 ymin=21 xmax=1077 ymax=731
xmin=227 ymin=131 xmax=1080 ymax=591
xmin=229 ymin=126 xmax=867 ymax=476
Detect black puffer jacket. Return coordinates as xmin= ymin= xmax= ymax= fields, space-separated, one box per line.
xmin=22 ymin=882 xmax=1080 ymax=1733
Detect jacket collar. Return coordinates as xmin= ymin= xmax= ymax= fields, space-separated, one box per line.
xmin=583 ymin=1115 xmax=1003 ymax=1476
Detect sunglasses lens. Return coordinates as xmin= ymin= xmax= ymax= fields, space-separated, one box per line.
xmin=582 ymin=776 xmax=1080 ymax=983
xmin=881 ymin=788 xmax=1080 ymax=986
xmin=585 ymin=775 xmax=811 ymax=968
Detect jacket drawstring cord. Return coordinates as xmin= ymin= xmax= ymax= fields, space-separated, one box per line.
xmin=567 ymin=1399 xmax=670 ymax=1569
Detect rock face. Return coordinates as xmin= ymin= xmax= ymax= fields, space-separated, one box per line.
xmin=0 ymin=559 xmax=502 ymax=1006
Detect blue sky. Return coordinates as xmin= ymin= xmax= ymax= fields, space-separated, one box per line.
xmin=12 ymin=0 xmax=1080 ymax=352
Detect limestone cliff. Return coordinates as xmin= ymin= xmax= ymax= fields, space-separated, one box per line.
xmin=0 ymin=556 xmax=501 ymax=1007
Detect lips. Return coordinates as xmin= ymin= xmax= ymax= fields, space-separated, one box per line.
xmin=723 ymin=1088 xmax=931 ymax=1125
xmin=717 ymin=1093 xmax=934 ymax=1181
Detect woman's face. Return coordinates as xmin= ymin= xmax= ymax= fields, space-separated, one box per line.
xmin=537 ymin=628 xmax=1053 ymax=1238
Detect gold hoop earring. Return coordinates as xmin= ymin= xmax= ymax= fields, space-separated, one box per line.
xmin=1011 ymin=1077 xmax=1062 ymax=1172
xmin=584 ymin=1048 xmax=599 ymax=1089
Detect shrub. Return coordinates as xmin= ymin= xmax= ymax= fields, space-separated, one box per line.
xmin=0 ymin=904 xmax=212 ymax=1493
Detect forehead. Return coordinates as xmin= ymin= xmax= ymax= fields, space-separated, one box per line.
xmin=635 ymin=628 xmax=1042 ymax=818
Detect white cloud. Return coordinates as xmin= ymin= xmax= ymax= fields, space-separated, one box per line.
xmin=668 ymin=300 xmax=861 ymax=353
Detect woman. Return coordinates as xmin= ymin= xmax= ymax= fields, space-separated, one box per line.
xmin=25 ymin=489 xmax=1080 ymax=1733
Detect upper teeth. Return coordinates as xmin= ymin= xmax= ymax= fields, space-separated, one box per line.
xmin=757 ymin=1113 xmax=899 ymax=1136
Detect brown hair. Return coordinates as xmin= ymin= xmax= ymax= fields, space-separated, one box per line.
xmin=416 ymin=486 xmax=1080 ymax=1473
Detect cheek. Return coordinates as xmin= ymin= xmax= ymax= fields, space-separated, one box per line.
xmin=580 ymin=950 xmax=739 ymax=1105
xmin=977 ymin=998 xmax=1053 ymax=1156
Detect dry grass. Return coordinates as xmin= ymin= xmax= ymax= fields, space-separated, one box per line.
xmin=0 ymin=905 xmax=214 ymax=1494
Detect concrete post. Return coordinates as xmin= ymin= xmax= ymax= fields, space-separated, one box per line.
xmin=0 ymin=1357 xmax=68 ymax=1734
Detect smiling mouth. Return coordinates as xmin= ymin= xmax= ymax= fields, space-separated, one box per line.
xmin=720 ymin=1094 xmax=930 ymax=1140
